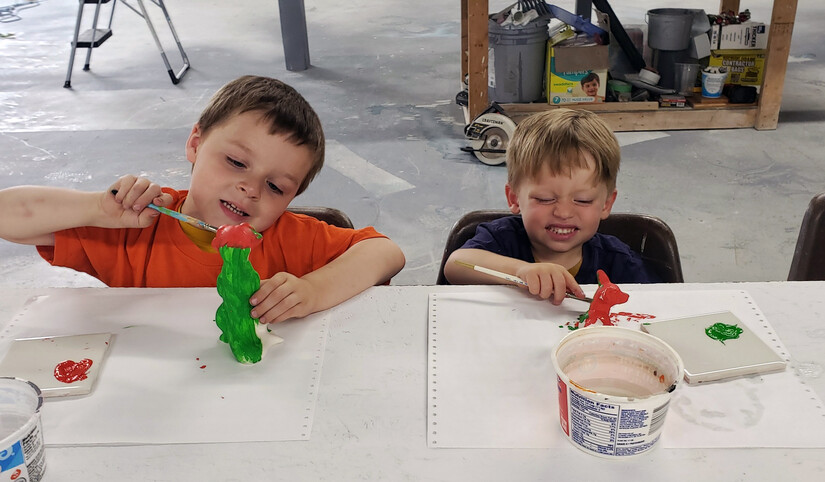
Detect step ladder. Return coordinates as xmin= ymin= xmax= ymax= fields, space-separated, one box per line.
xmin=64 ymin=0 xmax=190 ymax=88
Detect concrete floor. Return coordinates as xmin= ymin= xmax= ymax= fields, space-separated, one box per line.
xmin=0 ymin=0 xmax=823 ymax=288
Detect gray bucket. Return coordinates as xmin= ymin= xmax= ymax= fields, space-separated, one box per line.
xmin=646 ymin=8 xmax=693 ymax=51
xmin=488 ymin=18 xmax=549 ymax=103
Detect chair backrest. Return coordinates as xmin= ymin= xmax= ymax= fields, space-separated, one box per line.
xmin=288 ymin=206 xmax=354 ymax=229
xmin=436 ymin=210 xmax=684 ymax=284
xmin=788 ymin=192 xmax=825 ymax=281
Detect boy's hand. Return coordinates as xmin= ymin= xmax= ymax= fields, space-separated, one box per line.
xmin=250 ymin=272 xmax=319 ymax=324
xmin=515 ymin=263 xmax=585 ymax=305
xmin=107 ymin=175 xmax=172 ymax=228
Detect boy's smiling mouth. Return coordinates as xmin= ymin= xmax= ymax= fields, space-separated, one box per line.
xmin=221 ymin=200 xmax=249 ymax=217
xmin=547 ymin=225 xmax=578 ymax=235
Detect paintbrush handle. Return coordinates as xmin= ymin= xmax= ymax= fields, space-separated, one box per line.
xmin=110 ymin=189 xmax=218 ymax=233
xmin=146 ymin=204 xmax=218 ymax=233
xmin=472 ymin=264 xmax=528 ymax=286
xmin=454 ymin=260 xmax=592 ymax=303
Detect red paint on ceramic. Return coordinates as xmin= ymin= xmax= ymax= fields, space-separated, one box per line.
xmin=200 ymin=365 xmax=207 ymax=369
xmin=54 ymin=358 xmax=93 ymax=383
xmin=212 ymin=222 xmax=262 ymax=250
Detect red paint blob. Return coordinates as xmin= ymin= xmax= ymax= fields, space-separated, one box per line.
xmin=54 ymin=358 xmax=93 ymax=383
xmin=212 ymin=222 xmax=263 ymax=250
xmin=200 ymin=365 xmax=207 ymax=369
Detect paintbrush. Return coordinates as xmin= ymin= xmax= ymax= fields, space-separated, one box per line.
xmin=453 ymin=260 xmax=593 ymax=303
xmin=110 ymin=189 xmax=218 ymax=233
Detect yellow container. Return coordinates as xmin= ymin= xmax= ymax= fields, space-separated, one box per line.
xmin=708 ymin=49 xmax=766 ymax=88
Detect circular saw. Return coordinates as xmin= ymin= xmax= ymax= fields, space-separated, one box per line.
xmin=461 ymin=112 xmax=516 ymax=166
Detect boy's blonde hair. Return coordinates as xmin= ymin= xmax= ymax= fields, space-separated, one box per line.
xmin=197 ymin=75 xmax=325 ymax=195
xmin=506 ymin=109 xmax=620 ymax=192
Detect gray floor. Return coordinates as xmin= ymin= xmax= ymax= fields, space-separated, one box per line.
xmin=1 ymin=0 xmax=823 ymax=288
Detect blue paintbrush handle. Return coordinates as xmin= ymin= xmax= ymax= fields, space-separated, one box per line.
xmin=111 ymin=189 xmax=218 ymax=232
xmin=146 ymin=204 xmax=218 ymax=233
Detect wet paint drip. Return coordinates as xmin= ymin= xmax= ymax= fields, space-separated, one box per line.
xmin=705 ymin=322 xmax=744 ymax=344
xmin=54 ymin=358 xmax=93 ymax=383
xmin=567 ymin=270 xmax=629 ymax=330
xmin=214 ymin=223 xmax=265 ymax=364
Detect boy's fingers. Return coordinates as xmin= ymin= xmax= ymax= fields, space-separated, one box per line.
xmin=154 ymin=192 xmax=174 ymax=208
xmin=267 ymin=295 xmax=303 ymax=324
xmin=551 ymin=272 xmax=567 ymax=305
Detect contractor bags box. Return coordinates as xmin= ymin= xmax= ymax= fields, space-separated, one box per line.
xmin=710 ymin=22 xmax=768 ymax=50
xmin=546 ymin=36 xmax=608 ymax=104
xmin=708 ymin=49 xmax=766 ymax=88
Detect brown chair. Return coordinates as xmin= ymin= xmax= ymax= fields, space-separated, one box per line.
xmin=788 ymin=192 xmax=825 ymax=281
xmin=288 ymin=206 xmax=354 ymax=229
xmin=436 ymin=209 xmax=684 ymax=284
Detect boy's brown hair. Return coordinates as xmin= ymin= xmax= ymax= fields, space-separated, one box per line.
xmin=197 ymin=75 xmax=325 ymax=195
xmin=506 ymin=109 xmax=620 ymax=192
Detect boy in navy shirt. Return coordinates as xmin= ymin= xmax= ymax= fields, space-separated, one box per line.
xmin=444 ymin=109 xmax=659 ymax=304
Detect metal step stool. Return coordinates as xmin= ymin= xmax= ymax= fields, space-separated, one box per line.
xmin=64 ymin=0 xmax=190 ymax=88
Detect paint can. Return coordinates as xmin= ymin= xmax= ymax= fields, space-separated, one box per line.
xmin=0 ymin=378 xmax=45 ymax=481
xmin=551 ymin=327 xmax=683 ymax=457
xmin=701 ymin=68 xmax=729 ymax=98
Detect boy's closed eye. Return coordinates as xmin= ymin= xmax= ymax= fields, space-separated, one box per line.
xmin=227 ymin=156 xmax=246 ymax=169
xmin=266 ymin=181 xmax=283 ymax=194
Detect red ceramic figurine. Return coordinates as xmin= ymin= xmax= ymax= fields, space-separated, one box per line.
xmin=576 ymin=270 xmax=629 ymax=328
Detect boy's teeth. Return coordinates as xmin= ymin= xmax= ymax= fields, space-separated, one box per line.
xmin=550 ymin=227 xmax=575 ymax=235
xmin=222 ymin=201 xmax=247 ymax=216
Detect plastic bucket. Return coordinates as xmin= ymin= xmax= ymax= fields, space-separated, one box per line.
xmin=488 ymin=18 xmax=549 ymax=103
xmin=551 ymin=327 xmax=684 ymax=458
xmin=701 ymin=71 xmax=729 ymax=98
xmin=0 ymin=378 xmax=45 ymax=481
xmin=646 ymin=9 xmax=693 ymax=51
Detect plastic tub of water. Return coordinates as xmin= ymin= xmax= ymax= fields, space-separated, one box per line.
xmin=0 ymin=377 xmax=45 ymax=481
xmin=551 ymin=327 xmax=684 ymax=457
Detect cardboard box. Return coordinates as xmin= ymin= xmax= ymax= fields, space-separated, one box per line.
xmin=689 ymin=33 xmax=711 ymax=60
xmin=710 ymin=22 xmax=769 ymax=50
xmin=546 ymin=36 xmax=608 ymax=105
xmin=708 ymin=49 xmax=766 ymax=88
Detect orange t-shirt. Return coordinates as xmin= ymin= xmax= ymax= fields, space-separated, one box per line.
xmin=37 ymin=188 xmax=386 ymax=287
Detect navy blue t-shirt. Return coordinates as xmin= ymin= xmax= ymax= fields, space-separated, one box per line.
xmin=460 ymin=215 xmax=661 ymax=284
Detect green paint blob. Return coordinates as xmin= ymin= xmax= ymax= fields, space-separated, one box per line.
xmin=705 ymin=322 xmax=744 ymax=344
xmin=215 ymin=246 xmax=263 ymax=364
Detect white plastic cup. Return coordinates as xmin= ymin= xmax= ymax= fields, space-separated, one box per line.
xmin=701 ymin=71 xmax=729 ymax=98
xmin=551 ymin=327 xmax=684 ymax=458
xmin=0 ymin=378 xmax=45 ymax=481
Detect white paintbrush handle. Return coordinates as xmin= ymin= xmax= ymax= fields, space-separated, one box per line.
xmin=472 ymin=265 xmax=528 ymax=286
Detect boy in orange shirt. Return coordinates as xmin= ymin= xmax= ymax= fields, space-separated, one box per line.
xmin=0 ymin=75 xmax=405 ymax=324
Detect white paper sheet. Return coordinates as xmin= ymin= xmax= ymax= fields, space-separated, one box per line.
xmin=0 ymin=289 xmax=329 ymax=445
xmin=427 ymin=288 xmax=825 ymax=449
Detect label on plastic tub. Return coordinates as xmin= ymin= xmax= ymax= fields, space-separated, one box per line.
xmin=0 ymin=378 xmax=46 ymax=482
xmin=0 ymin=418 xmax=45 ymax=482
xmin=558 ymin=379 xmax=670 ymax=456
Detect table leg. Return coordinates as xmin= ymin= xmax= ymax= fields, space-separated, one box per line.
xmin=279 ymin=0 xmax=310 ymax=71
xmin=467 ymin=0 xmax=489 ymax=120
